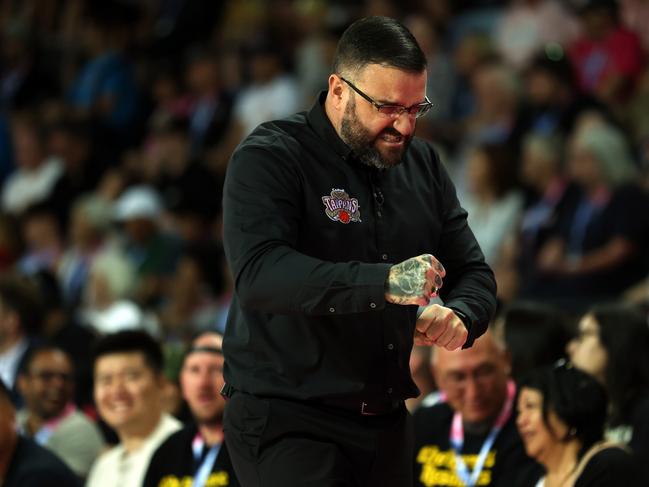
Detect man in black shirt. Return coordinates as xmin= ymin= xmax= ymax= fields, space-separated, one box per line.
xmin=222 ymin=16 xmax=497 ymax=486
xmin=144 ymin=332 xmax=239 ymax=487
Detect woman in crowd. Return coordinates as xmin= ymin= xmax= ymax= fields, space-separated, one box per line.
xmin=568 ymin=303 xmax=649 ymax=476
xmin=516 ymin=361 xmax=642 ymax=486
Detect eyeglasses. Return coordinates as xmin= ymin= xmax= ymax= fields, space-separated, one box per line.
xmin=442 ymin=364 xmax=498 ymax=390
xmin=30 ymin=370 xmax=73 ymax=383
xmin=340 ymin=76 xmax=433 ymax=119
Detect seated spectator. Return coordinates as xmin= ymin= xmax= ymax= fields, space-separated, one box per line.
xmin=86 ymin=330 xmax=181 ymax=487
xmin=26 ymin=270 xmax=96 ymax=408
xmin=79 ymin=250 xmax=160 ymax=336
xmin=17 ymin=203 xmax=63 ymax=275
xmin=144 ymin=332 xmax=239 ymax=486
xmin=158 ymin=242 xmax=228 ymax=340
xmin=112 ymin=185 xmax=181 ymax=307
xmin=535 ymin=122 xmax=649 ymax=311
xmin=231 ymin=39 xmax=300 ymax=138
xmin=44 ymin=119 xmax=104 ymax=229
xmin=569 ymin=0 xmax=644 ymax=106
xmin=182 ymin=48 xmax=235 ymax=156
xmin=567 ymin=304 xmax=649 ymax=478
xmin=498 ymin=301 xmax=570 ymax=383
xmin=413 ymin=329 xmax=542 ymax=487
xmin=57 ymin=194 xmax=114 ymax=308
xmin=460 ymin=143 xmax=523 ymax=302
xmin=1 ymin=114 xmax=63 ymax=215
xmin=16 ymin=345 xmax=104 ymax=478
xmin=515 ymin=51 xmax=604 ymax=140
xmin=496 ymin=0 xmax=579 ymax=69
xmin=143 ymin=116 xmax=221 ymax=228
xmin=515 ymin=134 xmax=580 ymax=300
xmin=0 ymin=273 xmax=42 ymax=404
xmin=0 ymin=379 xmax=80 ymax=487
xmin=517 ymin=361 xmax=643 ymax=486
xmin=66 ymin=2 xmax=141 ymax=143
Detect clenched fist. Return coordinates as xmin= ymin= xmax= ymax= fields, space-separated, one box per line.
xmin=415 ymin=304 xmax=467 ymax=350
xmin=384 ymin=254 xmax=445 ymax=306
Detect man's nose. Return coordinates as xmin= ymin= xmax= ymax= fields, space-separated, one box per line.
xmin=392 ymin=112 xmax=416 ymax=136
xmin=464 ymin=375 xmax=481 ymax=400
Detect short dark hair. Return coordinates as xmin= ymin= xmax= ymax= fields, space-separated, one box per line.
xmin=18 ymin=344 xmax=72 ymax=377
xmin=588 ymin=304 xmax=649 ymax=425
xmin=0 ymin=274 xmax=43 ymax=334
xmin=521 ymin=362 xmax=607 ymax=456
xmin=332 ymin=16 xmax=426 ymax=77
xmin=92 ymin=330 xmax=164 ymax=375
xmin=501 ymin=301 xmax=570 ymax=382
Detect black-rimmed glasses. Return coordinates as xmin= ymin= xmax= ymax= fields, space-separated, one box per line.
xmin=340 ymin=76 xmax=433 ymax=119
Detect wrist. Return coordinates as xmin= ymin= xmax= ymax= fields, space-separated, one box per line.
xmin=450 ymin=308 xmax=470 ymax=329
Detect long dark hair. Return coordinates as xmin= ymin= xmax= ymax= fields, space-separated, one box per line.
xmin=589 ymin=304 xmax=649 ymax=426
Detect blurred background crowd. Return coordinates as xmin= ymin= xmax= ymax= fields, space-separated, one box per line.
xmin=1 ymin=0 xmax=649 ymax=485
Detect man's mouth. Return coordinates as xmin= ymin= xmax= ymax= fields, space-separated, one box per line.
xmin=379 ymin=132 xmax=406 ymax=146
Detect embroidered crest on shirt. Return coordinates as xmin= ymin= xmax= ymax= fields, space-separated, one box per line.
xmin=322 ymin=188 xmax=361 ymax=224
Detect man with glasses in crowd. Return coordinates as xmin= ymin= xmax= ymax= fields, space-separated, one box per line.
xmin=221 ymin=16 xmax=496 ymax=486
xmin=16 ymin=345 xmax=104 ymax=480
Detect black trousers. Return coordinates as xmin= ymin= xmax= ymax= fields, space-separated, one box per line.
xmin=223 ymin=391 xmax=414 ymax=487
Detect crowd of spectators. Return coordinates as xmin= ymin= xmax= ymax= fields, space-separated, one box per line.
xmin=2 ymin=0 xmax=649 ymax=485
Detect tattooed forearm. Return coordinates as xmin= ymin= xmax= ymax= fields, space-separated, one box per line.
xmin=386 ymin=257 xmax=427 ymax=299
xmin=385 ymin=254 xmax=442 ymax=305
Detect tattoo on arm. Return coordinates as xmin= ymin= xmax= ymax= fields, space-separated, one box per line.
xmin=385 ymin=255 xmax=431 ymax=304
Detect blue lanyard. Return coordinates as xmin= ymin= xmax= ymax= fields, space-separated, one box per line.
xmin=449 ymin=380 xmax=515 ymax=486
xmin=192 ymin=434 xmax=221 ymax=487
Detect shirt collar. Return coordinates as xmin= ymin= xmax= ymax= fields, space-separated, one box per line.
xmin=307 ymin=91 xmax=354 ymax=162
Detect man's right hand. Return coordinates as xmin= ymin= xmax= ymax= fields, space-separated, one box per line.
xmin=384 ymin=254 xmax=445 ymax=306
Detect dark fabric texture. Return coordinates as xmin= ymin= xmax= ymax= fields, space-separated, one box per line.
xmin=223 ymin=391 xmax=414 ymax=487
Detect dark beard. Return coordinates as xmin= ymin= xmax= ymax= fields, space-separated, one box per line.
xmin=340 ymin=97 xmax=410 ymax=170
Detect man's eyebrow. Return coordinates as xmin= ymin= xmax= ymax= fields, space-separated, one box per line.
xmin=376 ymin=97 xmax=428 ymax=106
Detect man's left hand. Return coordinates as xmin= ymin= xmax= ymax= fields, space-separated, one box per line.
xmin=414 ymin=304 xmax=468 ymax=350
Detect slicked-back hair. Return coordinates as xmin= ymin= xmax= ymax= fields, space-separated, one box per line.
xmin=332 ymin=16 xmax=427 ymax=77
xmin=92 ymin=330 xmax=164 ymax=375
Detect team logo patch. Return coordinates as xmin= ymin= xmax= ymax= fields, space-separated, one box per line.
xmin=322 ymin=188 xmax=361 ymax=224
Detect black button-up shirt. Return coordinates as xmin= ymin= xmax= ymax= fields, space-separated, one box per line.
xmin=222 ymin=92 xmax=496 ymax=403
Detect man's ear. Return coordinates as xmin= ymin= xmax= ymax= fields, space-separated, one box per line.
xmin=328 ymin=74 xmax=345 ymax=105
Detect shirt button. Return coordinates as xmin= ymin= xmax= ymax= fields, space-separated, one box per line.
xmin=387 ymin=387 xmax=393 ymax=394
xmin=381 ymin=254 xmax=388 ymax=261
xmin=370 ymin=302 xmax=376 ymax=309
xmin=387 ymin=343 xmax=394 ymax=350
xmin=329 ymin=307 xmax=335 ymax=313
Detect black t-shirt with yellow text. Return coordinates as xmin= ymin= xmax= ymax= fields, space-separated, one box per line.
xmin=413 ymin=401 xmax=542 ymax=487
xmin=143 ymin=424 xmax=239 ymax=487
